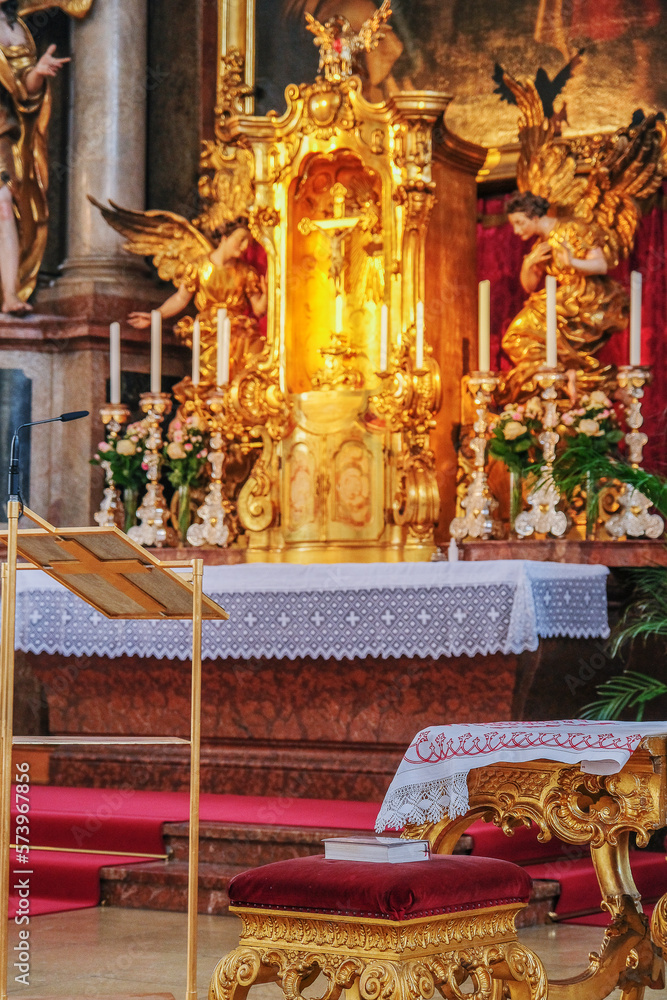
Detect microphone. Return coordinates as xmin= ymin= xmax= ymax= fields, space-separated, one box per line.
xmin=7 ymin=410 xmax=89 ymax=504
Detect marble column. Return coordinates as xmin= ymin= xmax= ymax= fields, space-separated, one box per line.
xmin=40 ymin=0 xmax=153 ymax=313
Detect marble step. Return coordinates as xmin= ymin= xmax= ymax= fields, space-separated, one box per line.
xmin=161 ymin=820 xmax=474 ymax=866
xmin=99 ymin=858 xmax=559 ymax=925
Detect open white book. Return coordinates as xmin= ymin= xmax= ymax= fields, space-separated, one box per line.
xmin=322 ymin=836 xmax=431 ymax=863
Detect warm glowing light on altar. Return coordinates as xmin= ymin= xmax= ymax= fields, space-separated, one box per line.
xmin=380 ymin=304 xmax=388 ymax=371
xmin=192 ymin=318 xmax=201 ymax=387
xmin=109 ymin=322 xmax=121 ymax=404
xmin=415 ymin=301 xmax=424 ymax=369
xmin=217 ymin=308 xmax=230 ymax=386
xmin=150 ymin=311 xmax=161 ymax=394
xmin=335 ymin=293 xmax=343 ymax=334
xmin=630 ymin=271 xmax=642 ymax=366
xmin=545 ymin=275 xmax=557 ymax=368
xmin=478 ymin=280 xmax=490 ymax=372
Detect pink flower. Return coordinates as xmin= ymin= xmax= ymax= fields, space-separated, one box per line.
xmin=562 ymin=412 xmax=575 ymax=425
xmin=98 ymin=441 xmax=111 ymax=452
xmin=171 ymin=420 xmax=182 ymax=430
xmin=599 ymin=409 xmax=611 ymax=419
xmin=141 ymin=462 xmax=149 ymax=471
xmin=196 ymin=450 xmax=207 ymax=459
xmin=184 ymin=442 xmax=193 ymax=451
xmin=172 ymin=430 xmax=183 ymax=443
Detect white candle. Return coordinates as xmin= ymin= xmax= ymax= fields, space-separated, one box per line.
xmin=217 ymin=309 xmax=230 ymax=386
xmin=545 ymin=275 xmax=557 ymax=368
xmin=415 ymin=300 xmax=424 ymax=369
xmin=478 ymin=280 xmax=491 ymax=372
xmin=150 ymin=310 xmax=161 ymax=394
xmin=630 ymin=270 xmax=642 ymax=366
xmin=191 ymin=318 xmax=201 ymax=387
xmin=109 ymin=321 xmax=121 ymax=404
xmin=335 ymin=294 xmax=343 ymax=335
xmin=380 ymin=304 xmax=388 ymax=371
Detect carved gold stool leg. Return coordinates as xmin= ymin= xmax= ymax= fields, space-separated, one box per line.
xmin=209 ymin=856 xmax=548 ymax=1000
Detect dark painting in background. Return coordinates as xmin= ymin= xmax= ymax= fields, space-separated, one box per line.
xmin=254 ymin=0 xmax=667 ymax=146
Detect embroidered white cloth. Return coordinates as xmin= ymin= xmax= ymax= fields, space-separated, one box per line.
xmin=12 ymin=559 xmax=609 ymax=662
xmin=375 ymin=720 xmax=667 ymax=831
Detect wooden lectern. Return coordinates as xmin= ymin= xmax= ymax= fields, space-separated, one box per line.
xmin=0 ymin=501 xmax=229 ymax=1000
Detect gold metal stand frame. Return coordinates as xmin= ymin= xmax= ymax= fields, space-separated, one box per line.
xmin=0 ymin=507 xmax=229 ymax=1000
xmin=403 ymin=745 xmax=667 ymax=1000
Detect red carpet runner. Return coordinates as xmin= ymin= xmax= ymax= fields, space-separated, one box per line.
xmin=8 ymin=786 xmax=667 ymax=923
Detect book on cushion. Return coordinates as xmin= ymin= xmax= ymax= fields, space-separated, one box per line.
xmin=322 ymin=836 xmax=431 ymax=863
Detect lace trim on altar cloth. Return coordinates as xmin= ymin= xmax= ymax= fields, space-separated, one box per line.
xmin=374 ymin=773 xmax=470 ymax=832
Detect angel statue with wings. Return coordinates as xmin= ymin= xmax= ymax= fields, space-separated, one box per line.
xmin=305 ymin=0 xmax=392 ymax=84
xmin=0 ymin=0 xmax=91 ymax=314
xmin=92 ymin=201 xmax=267 ymax=384
xmin=495 ymin=60 xmax=666 ymax=402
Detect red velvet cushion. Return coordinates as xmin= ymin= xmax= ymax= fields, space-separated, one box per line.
xmin=228 ymin=854 xmax=532 ymax=921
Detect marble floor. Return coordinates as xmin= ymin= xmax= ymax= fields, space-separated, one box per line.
xmin=6 ymin=908 xmax=667 ymax=1000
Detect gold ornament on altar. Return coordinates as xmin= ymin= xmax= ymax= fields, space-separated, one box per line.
xmin=95 ymin=4 xmax=447 ymax=562
xmin=496 ymin=60 xmax=667 ymax=401
xmin=305 ymin=0 xmax=392 ymax=84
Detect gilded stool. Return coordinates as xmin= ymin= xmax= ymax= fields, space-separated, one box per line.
xmin=209 ymin=854 xmax=547 ymax=1000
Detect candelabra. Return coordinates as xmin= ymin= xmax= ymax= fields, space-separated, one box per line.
xmin=606 ymin=365 xmax=664 ymax=539
xmin=449 ymin=372 xmax=502 ymax=541
xmin=515 ymin=368 xmax=568 ymax=538
xmin=128 ymin=391 xmax=172 ymax=547
xmin=94 ymin=402 xmax=130 ymax=529
xmin=370 ymin=327 xmax=441 ymax=541
xmin=187 ymin=388 xmax=230 ymax=548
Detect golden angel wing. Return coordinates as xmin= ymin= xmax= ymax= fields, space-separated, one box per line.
xmin=357 ymin=0 xmax=392 ymax=52
xmin=89 ymin=198 xmax=213 ymax=289
xmin=304 ymin=11 xmax=330 ymax=47
xmin=19 ymin=0 xmax=92 ymax=16
xmin=500 ymin=68 xmax=587 ymax=210
xmin=576 ymin=114 xmax=667 ymax=264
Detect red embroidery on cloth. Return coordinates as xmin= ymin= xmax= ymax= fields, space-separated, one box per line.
xmin=404 ymin=723 xmax=642 ymax=765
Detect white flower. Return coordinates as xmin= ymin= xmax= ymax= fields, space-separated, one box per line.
xmin=524 ymin=397 xmax=543 ymax=419
xmin=586 ymin=390 xmax=612 ymax=410
xmin=578 ymin=418 xmax=601 ymax=436
xmin=167 ymin=441 xmax=187 ymax=460
xmin=504 ymin=420 xmax=527 ymax=441
xmin=116 ymin=439 xmax=137 ymax=456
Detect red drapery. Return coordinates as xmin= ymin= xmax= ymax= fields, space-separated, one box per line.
xmin=477 ymin=184 xmax=667 ymax=471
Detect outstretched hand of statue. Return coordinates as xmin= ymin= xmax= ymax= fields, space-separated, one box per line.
xmin=27 ymin=44 xmax=70 ymax=87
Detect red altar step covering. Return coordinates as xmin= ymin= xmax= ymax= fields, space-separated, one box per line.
xmin=7 ymin=785 xmax=667 ymax=923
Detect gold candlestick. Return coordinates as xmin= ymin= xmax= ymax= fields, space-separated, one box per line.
xmin=449 ymin=372 xmax=502 ymax=541
xmin=187 ymin=388 xmax=230 ymax=548
xmin=128 ymin=391 xmax=172 ymax=547
xmin=515 ymin=368 xmax=568 ymax=538
xmin=94 ymin=402 xmax=130 ymax=529
xmin=607 ymin=365 xmax=664 ymax=539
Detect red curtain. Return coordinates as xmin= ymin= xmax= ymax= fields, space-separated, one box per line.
xmin=477 ymin=184 xmax=667 ymax=471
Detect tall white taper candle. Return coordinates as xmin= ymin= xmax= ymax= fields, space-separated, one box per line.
xmin=380 ymin=304 xmax=388 ymax=371
xmin=478 ymin=280 xmax=490 ymax=371
xmin=335 ymin=294 xmax=343 ymax=335
xmin=191 ymin=318 xmax=201 ymax=387
xmin=216 ymin=310 xmax=230 ymax=386
xmin=415 ymin=301 xmax=424 ymax=369
xmin=630 ymin=270 xmax=642 ymax=366
xmin=150 ymin=311 xmax=161 ymax=394
xmin=545 ymin=275 xmax=557 ymax=368
xmin=109 ymin=322 xmax=121 ymax=404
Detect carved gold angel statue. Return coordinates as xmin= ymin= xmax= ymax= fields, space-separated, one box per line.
xmin=495 ymin=62 xmax=666 ymax=401
xmin=91 ymin=200 xmax=267 ymax=383
xmin=305 ymin=0 xmax=392 ymax=84
xmin=0 ymin=0 xmax=91 ymax=313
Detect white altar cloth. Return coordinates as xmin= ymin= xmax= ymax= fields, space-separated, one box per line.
xmin=12 ymin=559 xmax=609 ymax=662
xmin=375 ymin=720 xmax=667 ymax=830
